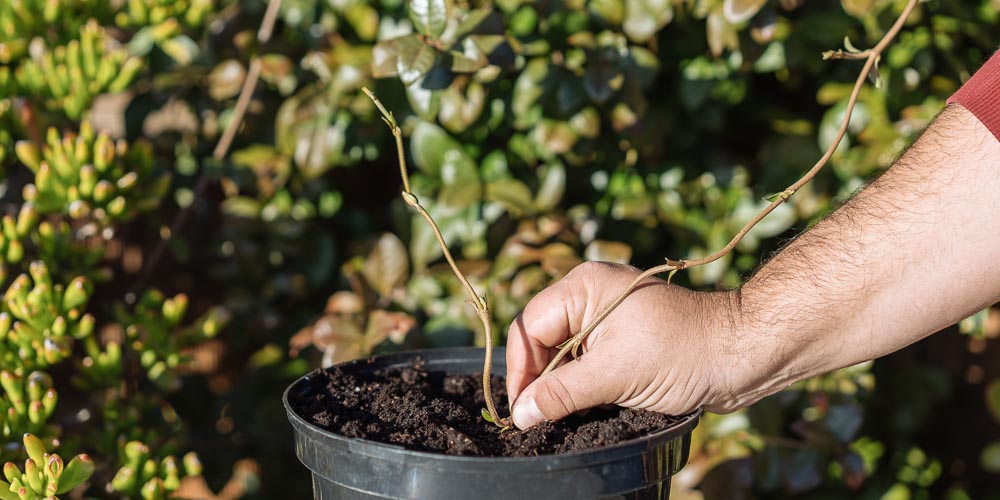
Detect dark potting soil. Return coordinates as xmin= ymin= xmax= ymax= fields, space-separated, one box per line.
xmin=289 ymin=359 xmax=687 ymax=457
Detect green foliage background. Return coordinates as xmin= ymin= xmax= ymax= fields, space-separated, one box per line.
xmin=1 ymin=0 xmax=999 ymax=497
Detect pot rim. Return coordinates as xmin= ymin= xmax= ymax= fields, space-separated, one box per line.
xmin=283 ymin=346 xmax=702 ymax=465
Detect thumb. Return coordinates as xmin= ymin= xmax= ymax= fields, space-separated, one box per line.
xmin=510 ymin=356 xmax=616 ymax=429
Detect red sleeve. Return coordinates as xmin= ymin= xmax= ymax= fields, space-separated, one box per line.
xmin=947 ymin=50 xmax=1000 ymax=142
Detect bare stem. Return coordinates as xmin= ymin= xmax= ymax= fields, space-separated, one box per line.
xmin=540 ymin=0 xmax=920 ymax=377
xmin=362 ymin=87 xmax=510 ymax=428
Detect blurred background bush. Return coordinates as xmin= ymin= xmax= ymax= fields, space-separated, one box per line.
xmin=1 ymin=0 xmax=999 ymax=497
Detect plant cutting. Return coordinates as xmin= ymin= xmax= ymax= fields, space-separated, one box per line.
xmin=285 ymin=0 xmax=921 ymax=497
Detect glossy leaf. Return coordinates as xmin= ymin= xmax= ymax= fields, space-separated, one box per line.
xmin=452 ymin=7 xmax=493 ymax=39
xmin=723 ymin=0 xmax=767 ymax=24
xmin=486 ymin=178 xmax=534 ymax=217
xmin=410 ymin=0 xmax=450 ymax=38
xmin=623 ymin=0 xmax=673 ymax=43
xmin=584 ymin=240 xmax=633 ymax=264
xmin=372 ymin=35 xmax=424 ymax=78
xmin=361 ymin=234 xmax=410 ymax=298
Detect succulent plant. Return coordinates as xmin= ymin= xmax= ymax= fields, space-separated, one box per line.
xmin=11 ymin=21 xmax=142 ymax=119
xmin=16 ymin=123 xmax=169 ymax=225
xmin=0 ymin=371 xmax=58 ymax=443
xmin=116 ymin=291 xmax=230 ymax=391
xmin=0 ymin=433 xmax=94 ymax=500
xmin=110 ymin=441 xmax=199 ymax=500
xmin=1 ymin=261 xmax=93 ymax=370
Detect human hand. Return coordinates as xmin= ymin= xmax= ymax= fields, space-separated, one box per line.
xmin=506 ymin=262 xmax=745 ymax=429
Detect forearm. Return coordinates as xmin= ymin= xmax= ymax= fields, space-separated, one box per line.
xmin=726 ymin=104 xmax=1000 ymax=406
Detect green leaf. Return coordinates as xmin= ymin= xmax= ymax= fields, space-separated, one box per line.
xmin=450 ymin=38 xmax=488 ymax=73
xmin=439 ymin=80 xmax=486 ymax=132
xmin=481 ymin=407 xmax=494 ymax=422
xmin=486 ymin=178 xmax=534 ymax=217
xmin=589 ymin=0 xmax=624 ymax=25
xmin=534 ymin=162 xmax=565 ymax=211
xmin=343 ymin=4 xmax=379 ymax=41
xmin=722 ymin=0 xmax=766 ymax=24
xmin=411 ymin=121 xmax=472 ymax=177
xmin=511 ymin=58 xmax=549 ymax=124
xmin=405 ymin=71 xmax=444 ymax=120
xmin=397 ymin=42 xmax=437 ymax=86
xmin=843 ymin=36 xmax=861 ymax=53
xmin=372 ymin=35 xmax=423 ymax=78
xmin=841 ymin=0 xmax=875 ymax=18
xmin=0 ymin=482 xmax=16 ymax=500
xmin=468 ymin=35 xmax=505 ymax=56
xmin=57 ymin=454 xmax=94 ymax=494
xmin=23 ymin=434 xmax=45 ymax=466
xmin=868 ymin=57 xmax=882 ymax=88
xmin=362 ymin=234 xmax=410 ymax=298
xmin=623 ymin=0 xmax=673 ymax=43
xmin=410 ymin=0 xmax=450 ymax=38
xmin=452 ymin=7 xmax=492 ymax=39
xmin=986 ymin=380 xmax=1000 ymax=424
xmin=707 ymin=7 xmax=739 ymax=56
xmin=983 ymin=441 xmax=1000 ymax=473
xmin=584 ymin=240 xmax=633 ymax=264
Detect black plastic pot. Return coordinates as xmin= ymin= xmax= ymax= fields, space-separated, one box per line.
xmin=284 ymin=347 xmax=700 ymax=499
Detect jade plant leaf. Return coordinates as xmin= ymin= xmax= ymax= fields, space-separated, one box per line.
xmin=57 ymin=454 xmax=95 ymax=494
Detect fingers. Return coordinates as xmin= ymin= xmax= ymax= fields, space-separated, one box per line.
xmin=505 ymin=271 xmax=589 ymax=407
xmin=510 ymin=355 xmax=616 ymax=429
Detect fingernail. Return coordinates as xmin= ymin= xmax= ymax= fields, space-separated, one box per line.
xmin=512 ymin=395 xmax=544 ymax=429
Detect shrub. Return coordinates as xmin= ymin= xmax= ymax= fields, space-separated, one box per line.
xmin=0 ymin=0 xmax=998 ymax=497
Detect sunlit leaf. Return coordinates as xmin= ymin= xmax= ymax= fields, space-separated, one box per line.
xmin=208 ymin=60 xmax=246 ymax=101
xmin=723 ymin=0 xmax=767 ymax=24
xmin=361 ymin=233 xmax=410 ymax=298
xmin=397 ymin=42 xmax=437 ymax=86
xmin=589 ymin=0 xmax=624 ymax=25
xmin=440 ymin=80 xmax=486 ymax=132
xmin=707 ymin=7 xmax=740 ymax=56
xmin=452 ymin=7 xmax=493 ymax=39
xmin=486 ymin=178 xmax=534 ymax=217
xmin=372 ymin=34 xmax=424 ymax=78
xmin=841 ymin=0 xmax=875 ymax=18
xmin=364 ymin=310 xmax=416 ymax=348
xmin=405 ymin=69 xmax=446 ymax=120
xmin=343 ymin=4 xmax=380 ymax=41
xmin=411 ymin=121 xmax=472 ymax=177
xmin=410 ymin=0 xmax=450 ymax=38
xmin=584 ymin=240 xmax=633 ymax=264
xmin=512 ymin=58 xmax=550 ymax=124
xmin=535 ymin=163 xmax=566 ymax=211
xmin=623 ymin=0 xmax=673 ymax=43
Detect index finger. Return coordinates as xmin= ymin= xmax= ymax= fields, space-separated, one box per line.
xmin=505 ymin=271 xmax=589 ymax=407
